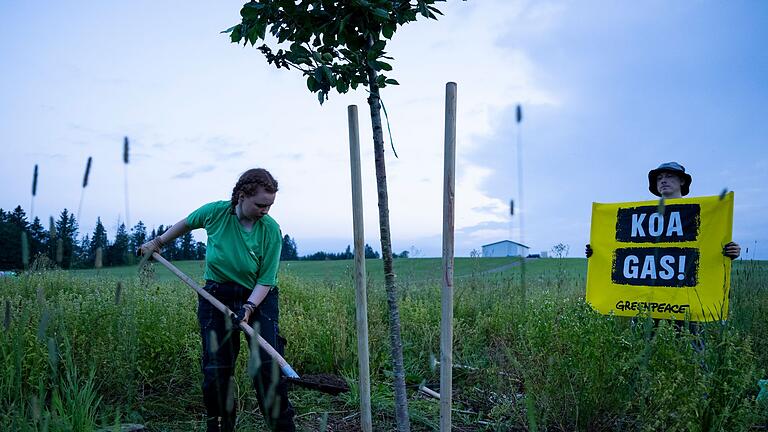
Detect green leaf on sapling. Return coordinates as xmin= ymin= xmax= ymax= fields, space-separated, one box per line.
xmin=371 ymin=8 xmax=389 ymax=20
xmin=290 ymin=42 xmax=311 ymax=57
xmin=382 ymin=23 xmax=395 ymax=39
xmin=230 ymin=25 xmax=243 ymax=43
xmin=427 ymin=6 xmax=444 ymax=16
xmin=221 ymin=25 xmax=238 ymax=34
xmin=307 ymin=76 xmax=319 ymax=92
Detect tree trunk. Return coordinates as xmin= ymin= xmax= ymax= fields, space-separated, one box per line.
xmin=366 ymin=62 xmax=411 ymax=431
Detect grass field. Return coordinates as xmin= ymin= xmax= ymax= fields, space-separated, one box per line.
xmin=72 ymin=256 xmax=528 ymax=284
xmin=2 ymin=257 xmax=767 ymax=431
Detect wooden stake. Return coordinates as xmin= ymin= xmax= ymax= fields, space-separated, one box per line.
xmin=440 ymin=82 xmax=457 ymax=432
xmin=348 ymin=105 xmax=372 ymax=432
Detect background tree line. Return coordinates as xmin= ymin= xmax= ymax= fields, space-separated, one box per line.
xmin=0 ymin=205 xmax=205 ymax=271
xmin=0 ymin=205 xmax=408 ymax=271
xmin=280 ymin=234 xmax=409 ymax=261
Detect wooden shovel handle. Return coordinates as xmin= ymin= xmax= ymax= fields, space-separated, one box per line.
xmin=150 ymin=252 xmax=299 ymax=379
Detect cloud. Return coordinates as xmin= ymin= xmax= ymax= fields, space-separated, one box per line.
xmin=172 ymin=164 xmax=215 ymax=179
xmin=26 ymin=152 xmax=67 ymax=160
xmin=217 ymin=151 xmax=245 ymax=161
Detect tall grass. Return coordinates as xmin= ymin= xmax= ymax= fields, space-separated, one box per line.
xmin=0 ymin=259 xmax=766 ymax=430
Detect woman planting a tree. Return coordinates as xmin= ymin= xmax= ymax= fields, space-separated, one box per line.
xmin=138 ymin=168 xmax=294 ymax=432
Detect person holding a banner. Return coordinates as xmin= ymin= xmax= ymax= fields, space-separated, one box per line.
xmin=585 ymin=162 xmax=740 ymax=259
xmin=585 ymin=161 xmax=742 ymax=328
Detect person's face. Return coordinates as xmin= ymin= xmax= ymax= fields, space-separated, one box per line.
xmin=239 ymin=188 xmax=276 ymax=220
xmin=656 ymin=171 xmax=684 ymax=198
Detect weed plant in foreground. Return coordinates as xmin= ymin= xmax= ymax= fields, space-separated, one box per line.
xmin=0 ymin=259 xmax=766 ymax=431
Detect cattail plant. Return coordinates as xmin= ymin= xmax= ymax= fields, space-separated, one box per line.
xmin=77 ymin=156 xmax=92 ymax=223
xmin=56 ymin=238 xmax=64 ymax=264
xmin=38 ymin=309 xmax=50 ymax=342
xmin=31 ymin=164 xmax=38 ymax=220
xmin=49 ymin=216 xmax=56 ymax=262
xmin=3 ymin=300 xmax=9 ymax=331
xmin=47 ymin=337 xmax=58 ymax=376
xmin=115 ymin=281 xmax=123 ymax=305
xmin=21 ymin=231 xmax=29 ymax=269
xmin=95 ymin=246 xmax=103 ymax=269
xmin=515 ymin=103 xmax=526 ymax=298
xmin=36 ymin=287 xmax=46 ymax=307
xmin=123 ymin=137 xmax=131 ymax=228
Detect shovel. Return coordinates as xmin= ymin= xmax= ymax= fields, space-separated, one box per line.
xmin=148 ymin=252 xmax=349 ymax=395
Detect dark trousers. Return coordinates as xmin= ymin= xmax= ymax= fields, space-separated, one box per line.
xmin=198 ymin=280 xmax=295 ymax=432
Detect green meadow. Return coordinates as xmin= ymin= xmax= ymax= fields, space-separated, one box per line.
xmin=71 ymin=256 xmax=527 ymax=284
xmin=1 ymin=257 xmax=766 ymax=431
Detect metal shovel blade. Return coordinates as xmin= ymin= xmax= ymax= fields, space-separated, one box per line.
xmin=287 ymin=374 xmax=349 ymax=395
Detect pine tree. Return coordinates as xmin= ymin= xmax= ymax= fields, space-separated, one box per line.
xmin=109 ymin=222 xmax=130 ymax=266
xmin=0 ymin=208 xmax=22 ymax=269
xmin=77 ymin=235 xmax=91 ymax=268
xmin=54 ymin=209 xmax=79 ymax=269
xmin=90 ymin=217 xmax=109 ymax=268
xmin=28 ymin=217 xmax=47 ymax=261
xmin=281 ymin=234 xmax=298 ymax=261
xmin=195 ymin=242 xmax=207 ymax=260
xmin=179 ymin=232 xmax=195 ymax=260
xmin=8 ymin=206 xmax=29 ymax=231
xmin=129 ymin=221 xmax=148 ymax=256
xmin=364 ymin=243 xmax=380 ymax=259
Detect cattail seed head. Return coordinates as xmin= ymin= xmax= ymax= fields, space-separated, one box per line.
xmin=82 ymin=156 xmax=92 ymax=188
xmin=47 ymin=337 xmax=58 ymax=375
xmin=21 ymin=231 xmax=29 ymax=268
xmin=516 ymin=104 xmax=523 ymax=124
xmin=30 ymin=396 xmax=41 ymax=422
xmin=123 ymin=137 xmax=130 ymax=164
xmin=49 ymin=216 xmax=56 ymax=239
xmin=36 ymin=287 xmax=46 ymax=307
xmin=56 ymin=238 xmax=63 ymax=263
xmin=32 ymin=164 xmax=38 ymax=196
xmin=115 ymin=281 xmax=123 ymax=304
xmin=3 ymin=300 xmax=10 ymax=331
xmin=38 ymin=309 xmax=50 ymax=341
xmin=95 ymin=247 xmax=103 ymax=269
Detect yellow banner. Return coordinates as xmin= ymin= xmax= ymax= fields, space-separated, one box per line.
xmin=586 ymin=193 xmax=733 ymax=322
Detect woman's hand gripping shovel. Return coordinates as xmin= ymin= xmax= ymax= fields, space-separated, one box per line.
xmin=145 ymin=252 xmax=349 ymax=395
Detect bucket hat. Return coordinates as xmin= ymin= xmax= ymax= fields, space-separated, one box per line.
xmin=648 ymin=162 xmax=692 ymax=197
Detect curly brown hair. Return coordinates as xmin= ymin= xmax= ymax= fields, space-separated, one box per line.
xmin=230 ymin=168 xmax=279 ymax=213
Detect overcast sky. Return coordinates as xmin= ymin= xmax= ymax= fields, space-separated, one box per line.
xmin=1 ymin=1 xmax=766 ymax=259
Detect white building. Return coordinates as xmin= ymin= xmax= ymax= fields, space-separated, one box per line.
xmin=481 ymin=240 xmax=530 ymax=258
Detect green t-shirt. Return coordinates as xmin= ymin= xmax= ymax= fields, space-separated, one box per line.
xmin=187 ymin=200 xmax=282 ymax=290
